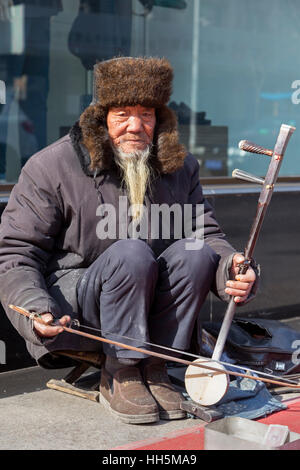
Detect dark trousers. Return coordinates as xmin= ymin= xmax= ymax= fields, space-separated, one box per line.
xmin=77 ymin=239 xmax=219 ymax=359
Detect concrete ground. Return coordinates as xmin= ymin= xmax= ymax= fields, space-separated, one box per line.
xmin=1 ymin=315 xmax=300 ymax=451
xmin=0 ymin=364 xmax=200 ymax=450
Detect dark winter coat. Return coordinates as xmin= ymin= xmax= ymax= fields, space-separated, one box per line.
xmin=0 ymin=116 xmax=246 ymax=367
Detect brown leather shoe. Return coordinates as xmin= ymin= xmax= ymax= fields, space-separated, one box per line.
xmin=141 ymin=358 xmax=187 ymax=420
xmin=99 ymin=366 xmax=159 ymax=424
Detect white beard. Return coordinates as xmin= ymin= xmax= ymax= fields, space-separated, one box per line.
xmin=113 ymin=146 xmax=153 ymax=221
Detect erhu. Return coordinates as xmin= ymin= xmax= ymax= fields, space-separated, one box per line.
xmin=185 ymin=124 xmax=296 ymax=405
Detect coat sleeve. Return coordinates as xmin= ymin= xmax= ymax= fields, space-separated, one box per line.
xmin=0 ymin=156 xmax=63 ymax=345
xmin=186 ymin=154 xmax=259 ymax=303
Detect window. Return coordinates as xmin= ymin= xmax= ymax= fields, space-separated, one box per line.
xmin=0 ymin=0 xmax=299 ymax=183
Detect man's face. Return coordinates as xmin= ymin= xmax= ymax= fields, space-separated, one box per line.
xmin=106 ymin=105 xmax=156 ymax=155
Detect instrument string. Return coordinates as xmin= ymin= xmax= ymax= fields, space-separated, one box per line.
xmin=70 ymin=319 xmax=300 ymax=386
xmin=8 ymin=304 xmax=300 ymax=389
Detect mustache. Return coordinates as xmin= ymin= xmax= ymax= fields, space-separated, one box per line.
xmin=119 ymin=135 xmax=148 ymax=143
xmin=113 ymin=143 xmax=153 ymax=163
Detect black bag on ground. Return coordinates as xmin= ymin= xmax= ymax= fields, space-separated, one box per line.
xmin=201 ymin=318 xmax=300 ymax=376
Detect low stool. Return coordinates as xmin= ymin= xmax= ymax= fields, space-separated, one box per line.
xmin=46 ymin=350 xmax=104 ymax=402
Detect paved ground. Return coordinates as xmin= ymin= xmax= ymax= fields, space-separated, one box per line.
xmin=0 ymin=364 xmax=200 ymax=450
xmin=1 ymin=315 xmax=300 ymax=451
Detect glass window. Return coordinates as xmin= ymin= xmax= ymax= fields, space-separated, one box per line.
xmin=0 ymin=0 xmax=299 ymax=183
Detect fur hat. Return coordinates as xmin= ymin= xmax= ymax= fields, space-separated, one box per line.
xmin=76 ymin=56 xmax=186 ymax=175
xmin=92 ymin=56 xmax=173 ymax=108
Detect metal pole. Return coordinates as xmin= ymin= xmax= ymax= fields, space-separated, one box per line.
xmin=189 ymin=0 xmax=200 ymax=152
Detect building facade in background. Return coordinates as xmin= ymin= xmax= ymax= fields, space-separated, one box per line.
xmin=0 ymin=0 xmax=299 ymax=183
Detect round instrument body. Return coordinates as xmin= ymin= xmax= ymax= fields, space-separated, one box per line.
xmin=185 ymin=359 xmax=230 ymax=406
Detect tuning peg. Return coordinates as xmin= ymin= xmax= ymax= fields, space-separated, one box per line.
xmin=232 ymin=169 xmax=265 ymax=185
xmin=239 ymin=140 xmax=273 ymax=157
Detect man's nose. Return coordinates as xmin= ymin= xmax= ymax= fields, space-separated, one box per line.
xmin=126 ymin=115 xmax=144 ymax=132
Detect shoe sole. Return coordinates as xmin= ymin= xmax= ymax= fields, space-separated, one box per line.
xmin=159 ymin=409 xmax=187 ymax=420
xmin=99 ymin=392 xmax=160 ymax=424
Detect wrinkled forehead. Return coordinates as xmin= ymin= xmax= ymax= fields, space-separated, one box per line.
xmin=107 ymin=105 xmax=156 ymax=114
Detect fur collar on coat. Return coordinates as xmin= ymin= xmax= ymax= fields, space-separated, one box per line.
xmin=69 ymin=103 xmax=187 ymax=177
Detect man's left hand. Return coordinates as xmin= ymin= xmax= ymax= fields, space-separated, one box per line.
xmin=225 ymin=254 xmax=256 ymax=304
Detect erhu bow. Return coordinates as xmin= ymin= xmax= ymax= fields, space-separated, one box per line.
xmin=9 ymin=302 xmax=300 ymax=401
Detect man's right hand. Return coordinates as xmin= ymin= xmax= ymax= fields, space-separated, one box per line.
xmin=33 ymin=313 xmax=71 ymax=338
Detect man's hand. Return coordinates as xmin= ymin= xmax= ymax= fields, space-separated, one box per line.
xmin=33 ymin=313 xmax=71 ymax=338
xmin=225 ymin=254 xmax=256 ymax=304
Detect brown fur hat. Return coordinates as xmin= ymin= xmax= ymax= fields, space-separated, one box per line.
xmin=93 ymin=56 xmax=173 ymax=108
xmin=78 ymin=56 xmax=186 ymax=175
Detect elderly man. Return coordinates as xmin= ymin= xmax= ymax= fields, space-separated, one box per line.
xmin=0 ymin=57 xmax=257 ymax=424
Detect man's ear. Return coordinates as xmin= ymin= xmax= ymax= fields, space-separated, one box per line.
xmin=153 ymin=106 xmax=186 ymax=174
xmin=79 ymin=104 xmax=112 ymax=172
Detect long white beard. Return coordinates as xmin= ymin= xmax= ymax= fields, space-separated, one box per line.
xmin=113 ymin=146 xmax=153 ymax=220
